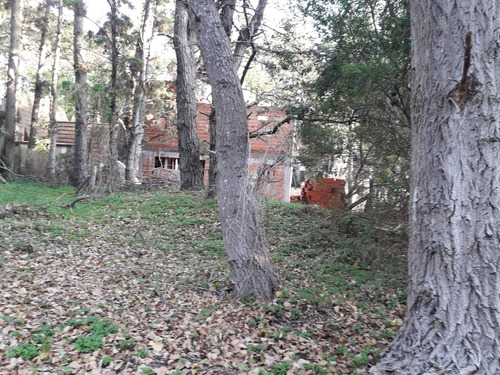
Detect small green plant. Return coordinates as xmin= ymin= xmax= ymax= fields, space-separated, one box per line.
xmin=137 ymin=348 xmax=149 ymax=358
xmin=7 ymin=343 xmax=40 ymax=360
xmin=118 ymin=338 xmax=136 ymax=349
xmin=246 ymin=343 xmax=266 ymax=352
xmin=102 ymin=355 xmax=113 ymax=367
xmin=378 ymin=329 xmax=396 ymax=339
xmin=304 ymin=364 xmax=334 ymax=374
xmin=74 ymin=315 xmax=118 ymax=353
xmin=74 ymin=334 xmax=104 ymax=353
xmin=6 ymin=324 xmax=55 ymax=360
xmin=271 ymin=361 xmax=292 ymax=374
xmin=141 ymin=367 xmax=156 ymax=375
xmin=236 ymin=363 xmax=250 ymax=371
xmin=352 ymin=352 xmax=371 ymax=367
xmin=290 ymin=308 xmax=301 ymax=320
xmin=336 ymin=346 xmax=347 ymax=356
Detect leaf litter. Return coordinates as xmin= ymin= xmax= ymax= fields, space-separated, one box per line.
xmin=0 ymin=188 xmax=407 ymax=374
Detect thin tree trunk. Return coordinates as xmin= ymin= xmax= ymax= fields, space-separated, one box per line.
xmin=125 ymin=0 xmax=156 ymax=183
xmin=106 ymin=0 xmax=120 ymax=190
xmin=174 ymin=0 xmax=204 ymax=190
xmin=72 ymin=0 xmax=89 ymax=187
xmin=28 ymin=2 xmax=49 ymax=150
xmin=371 ymin=1 xmax=500 ymax=374
xmin=207 ymin=109 xmax=217 ymax=198
xmin=219 ymin=0 xmax=236 ymax=38
xmin=185 ymin=0 xmax=278 ymax=301
xmin=0 ymin=0 xmax=23 ymax=170
xmin=46 ymin=0 xmax=63 ymax=178
xmin=232 ymin=0 xmax=267 ymax=70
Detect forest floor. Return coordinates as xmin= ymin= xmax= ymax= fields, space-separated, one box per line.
xmin=0 ymin=181 xmax=408 ymax=375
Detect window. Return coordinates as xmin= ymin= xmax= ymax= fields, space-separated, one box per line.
xmin=154 ymin=156 xmax=179 ymax=170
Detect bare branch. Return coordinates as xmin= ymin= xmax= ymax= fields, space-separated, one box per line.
xmin=249 ymin=116 xmax=291 ymax=138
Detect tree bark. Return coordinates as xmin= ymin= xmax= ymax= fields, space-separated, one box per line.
xmin=28 ymin=3 xmax=49 ymax=150
xmin=207 ymin=109 xmax=217 ymax=198
xmin=0 ymin=0 xmax=23 ymax=170
xmin=72 ymin=0 xmax=89 ymax=187
xmin=174 ymin=0 xmax=204 ymax=190
xmin=106 ymin=0 xmax=120 ymax=190
xmin=46 ymin=0 xmax=63 ymax=178
xmin=219 ymin=0 xmax=236 ymax=38
xmin=185 ymin=0 xmax=278 ymax=301
xmin=206 ymin=0 xmax=268 ymax=197
xmin=371 ymin=1 xmax=500 ymax=374
xmin=125 ymin=0 xmax=156 ymax=183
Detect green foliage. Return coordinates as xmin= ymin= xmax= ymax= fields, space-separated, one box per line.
xmin=141 ymin=367 xmax=156 ymax=375
xmin=290 ymin=0 xmax=412 ymax=209
xmin=271 ymin=361 xmax=292 ymax=374
xmin=74 ymin=315 xmax=118 ymax=353
xmin=101 ymin=355 xmax=113 ymax=366
xmin=7 ymin=343 xmax=40 ymax=360
xmin=74 ymin=334 xmax=105 ymax=353
xmin=246 ymin=343 xmax=267 ymax=351
xmin=304 ymin=363 xmax=335 ymax=374
xmin=6 ymin=323 xmax=55 ymax=360
xmin=118 ymin=338 xmax=136 ymax=349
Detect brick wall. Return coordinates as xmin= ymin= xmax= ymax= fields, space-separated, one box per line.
xmin=142 ymin=103 xmax=292 ymax=201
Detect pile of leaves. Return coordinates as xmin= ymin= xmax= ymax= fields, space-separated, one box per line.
xmin=0 ymin=181 xmax=407 ymax=374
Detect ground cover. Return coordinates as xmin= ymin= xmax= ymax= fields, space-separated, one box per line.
xmin=0 ymin=181 xmax=407 ymax=375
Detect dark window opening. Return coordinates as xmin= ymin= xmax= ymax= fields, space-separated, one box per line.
xmin=154 ymin=156 xmax=179 ymax=170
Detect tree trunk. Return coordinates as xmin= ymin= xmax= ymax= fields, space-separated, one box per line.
xmin=125 ymin=0 xmax=156 ymax=183
xmin=185 ymin=0 xmax=278 ymax=301
xmin=207 ymin=109 xmax=217 ymax=198
xmin=46 ymin=0 xmax=63 ymax=178
xmin=106 ymin=0 xmax=120 ymax=190
xmin=232 ymin=0 xmax=267 ymax=70
xmin=0 ymin=0 xmax=23 ymax=170
xmin=371 ymin=2 xmax=500 ymax=374
xmin=174 ymin=0 xmax=204 ymax=190
xmin=206 ymin=0 xmax=268 ymax=197
xmin=72 ymin=0 xmax=89 ymax=187
xmin=28 ymin=3 xmax=49 ymax=150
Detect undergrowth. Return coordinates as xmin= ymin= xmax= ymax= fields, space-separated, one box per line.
xmin=0 ymin=180 xmax=408 ymax=374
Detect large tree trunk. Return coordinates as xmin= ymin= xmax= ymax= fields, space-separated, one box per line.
xmin=28 ymin=3 xmax=49 ymax=150
xmin=185 ymin=0 xmax=278 ymax=301
xmin=72 ymin=0 xmax=89 ymax=187
xmin=46 ymin=0 xmax=63 ymax=178
xmin=174 ymin=0 xmax=204 ymax=190
xmin=125 ymin=0 xmax=156 ymax=183
xmin=0 ymin=0 xmax=23 ymax=170
xmin=371 ymin=1 xmax=500 ymax=374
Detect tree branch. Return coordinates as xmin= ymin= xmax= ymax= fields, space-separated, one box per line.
xmin=249 ymin=116 xmax=291 ymax=138
xmin=60 ymin=195 xmax=90 ymax=210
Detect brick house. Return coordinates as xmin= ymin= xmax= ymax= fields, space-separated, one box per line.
xmin=10 ymin=93 xmax=294 ymax=201
xmin=142 ymin=102 xmax=294 ymax=201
